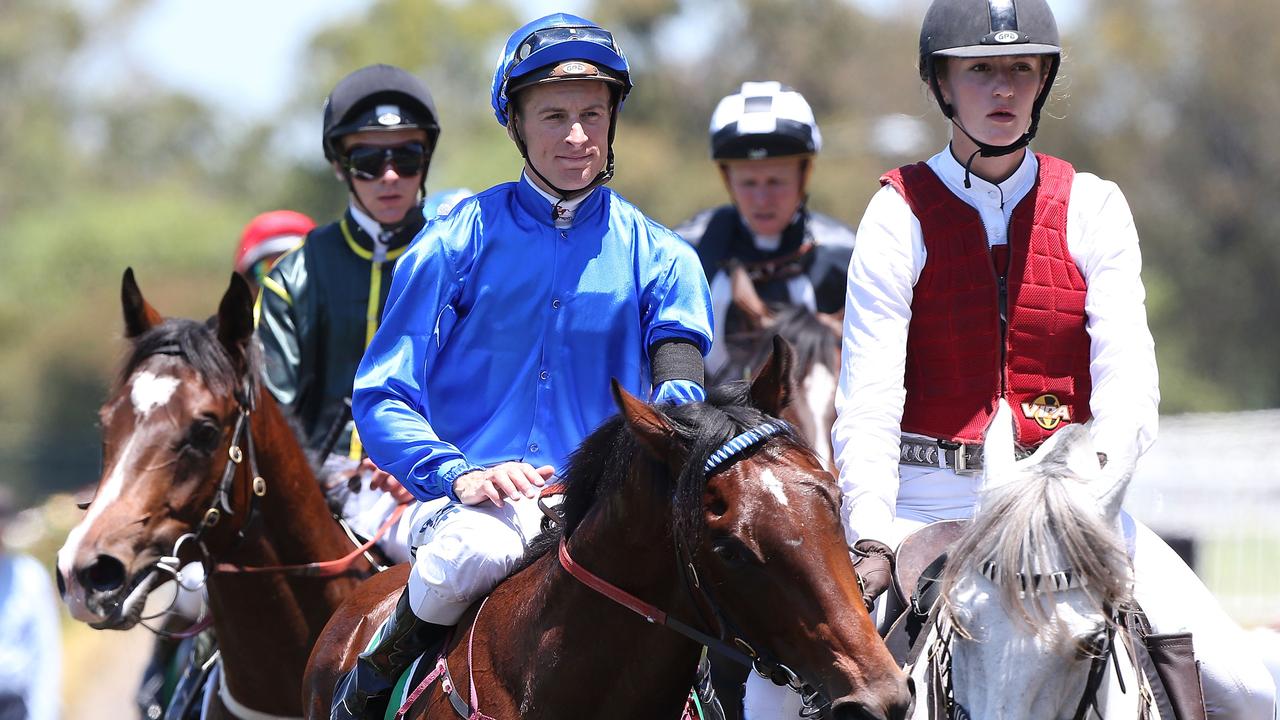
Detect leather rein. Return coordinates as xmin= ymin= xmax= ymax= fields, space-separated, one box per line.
xmin=554 ymin=420 xmax=833 ymax=716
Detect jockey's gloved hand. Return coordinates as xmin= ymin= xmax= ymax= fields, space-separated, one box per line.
xmin=850 ymin=538 xmax=896 ymax=613
xmin=652 ymin=379 xmax=705 ymax=405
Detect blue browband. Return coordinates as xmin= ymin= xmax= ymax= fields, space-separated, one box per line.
xmin=703 ymin=421 xmax=790 ymax=475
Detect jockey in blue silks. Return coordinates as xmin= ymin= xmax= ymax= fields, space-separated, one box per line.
xmin=330 ymin=13 xmax=714 ymax=719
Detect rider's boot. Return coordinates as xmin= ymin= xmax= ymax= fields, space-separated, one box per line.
xmin=331 ymin=588 xmax=448 ymax=720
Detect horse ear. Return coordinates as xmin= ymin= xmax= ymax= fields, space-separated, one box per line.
xmin=749 ymin=335 xmax=795 ymax=416
xmin=121 ymin=267 xmax=163 ymax=338
xmin=1094 ymin=432 xmax=1141 ymax=523
xmin=729 ymin=262 xmax=774 ymax=331
xmin=216 ymin=272 xmax=255 ymax=364
xmin=612 ymin=379 xmax=678 ymax=459
xmin=1035 ymin=425 xmax=1101 ymax=481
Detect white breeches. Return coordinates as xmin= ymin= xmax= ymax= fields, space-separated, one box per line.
xmin=402 ymin=496 xmax=548 ymax=625
xmin=340 ymin=476 xmax=453 ymax=566
xmin=746 ymin=506 xmax=1277 ymax=719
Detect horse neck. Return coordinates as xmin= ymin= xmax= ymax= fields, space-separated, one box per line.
xmin=204 ymin=389 xmax=364 ymax=713
xmin=502 ymin=470 xmax=706 ymax=714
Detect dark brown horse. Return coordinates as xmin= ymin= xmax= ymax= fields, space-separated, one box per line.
xmin=304 ymin=339 xmax=912 ymax=719
xmin=57 ymin=269 xmax=372 ymax=718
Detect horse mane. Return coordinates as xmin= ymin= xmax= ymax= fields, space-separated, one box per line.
xmin=939 ymin=428 xmax=1133 ymax=634
xmin=116 ymin=316 xmax=260 ymax=403
xmin=522 ymin=381 xmax=800 ymax=563
xmin=716 ymin=304 xmax=838 ymax=384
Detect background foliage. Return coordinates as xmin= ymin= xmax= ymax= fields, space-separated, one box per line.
xmin=4 ymin=0 xmax=1278 ymax=505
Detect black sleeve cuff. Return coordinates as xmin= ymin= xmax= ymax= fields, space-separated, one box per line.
xmin=649 ymin=338 xmax=705 ymax=387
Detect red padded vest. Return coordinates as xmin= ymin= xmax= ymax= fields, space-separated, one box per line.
xmin=881 ymin=154 xmax=1092 ymax=446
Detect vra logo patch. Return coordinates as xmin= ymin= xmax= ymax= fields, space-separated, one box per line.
xmin=1021 ymin=394 xmax=1071 ymax=430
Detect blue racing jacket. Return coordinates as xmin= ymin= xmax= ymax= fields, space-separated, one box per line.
xmin=352 ymin=177 xmax=714 ymax=501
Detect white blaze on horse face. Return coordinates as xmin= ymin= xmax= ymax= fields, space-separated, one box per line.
xmin=131 ymin=371 xmax=181 ymax=416
xmin=801 ymin=361 xmax=836 ymax=468
xmin=57 ymin=429 xmax=142 ymax=619
xmin=759 ymin=468 xmax=789 ymax=507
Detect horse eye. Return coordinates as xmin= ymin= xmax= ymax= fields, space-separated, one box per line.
xmin=711 ymin=539 xmax=758 ymax=567
xmin=189 ymin=420 xmax=222 ymax=452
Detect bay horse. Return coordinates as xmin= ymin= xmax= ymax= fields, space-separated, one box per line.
xmin=714 ymin=262 xmax=841 ymax=469
xmin=304 ymin=338 xmax=913 ymax=719
xmin=907 ymin=404 xmax=1155 ymax=719
xmin=57 ymin=269 xmax=374 ymax=718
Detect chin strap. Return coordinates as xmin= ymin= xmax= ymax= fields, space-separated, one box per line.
xmin=952 ymin=120 xmax=1027 ymax=189
xmin=509 ymin=103 xmax=620 ymax=222
xmin=927 ymin=57 xmax=1057 ymax=188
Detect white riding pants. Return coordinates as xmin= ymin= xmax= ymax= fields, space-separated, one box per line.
xmin=746 ymin=493 xmax=1277 ymax=719
xmin=402 ymin=495 xmax=548 ymax=625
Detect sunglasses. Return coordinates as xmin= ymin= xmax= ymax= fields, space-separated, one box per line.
xmin=343 ymin=142 xmax=428 ymax=181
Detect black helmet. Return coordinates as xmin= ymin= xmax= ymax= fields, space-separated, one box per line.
xmin=322 ymin=64 xmax=441 ymax=162
xmin=918 ymin=0 xmax=1060 ymax=156
xmin=709 ymin=82 xmax=822 ymax=161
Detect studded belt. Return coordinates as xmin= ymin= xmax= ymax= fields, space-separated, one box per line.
xmin=898 ymin=437 xmax=985 ymax=473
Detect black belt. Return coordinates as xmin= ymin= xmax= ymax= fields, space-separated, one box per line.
xmin=899 ymin=437 xmax=985 ymax=472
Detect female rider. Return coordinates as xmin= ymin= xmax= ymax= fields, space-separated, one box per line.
xmin=816 ymin=0 xmax=1277 ymax=718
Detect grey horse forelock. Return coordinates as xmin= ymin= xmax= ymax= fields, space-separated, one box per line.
xmin=939 ymin=438 xmax=1133 ymax=636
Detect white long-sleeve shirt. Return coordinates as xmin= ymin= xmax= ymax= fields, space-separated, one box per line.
xmin=833 ymin=147 xmax=1160 ymax=545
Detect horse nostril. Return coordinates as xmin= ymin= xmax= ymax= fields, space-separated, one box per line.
xmin=55 ymin=567 xmax=67 ymax=598
xmin=80 ymin=555 xmax=127 ymax=593
xmin=829 ymin=699 xmax=880 ymax=720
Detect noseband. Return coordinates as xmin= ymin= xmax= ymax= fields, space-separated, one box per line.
xmin=557 ymin=419 xmax=834 ymax=717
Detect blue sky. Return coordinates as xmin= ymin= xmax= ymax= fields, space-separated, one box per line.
xmin=81 ymin=0 xmax=1081 ymax=124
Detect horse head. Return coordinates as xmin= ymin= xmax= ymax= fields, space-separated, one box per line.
xmin=613 ymin=337 xmax=912 ymax=719
xmin=720 ymin=262 xmax=842 ymax=467
xmin=934 ymin=406 xmax=1137 ymax=719
xmin=57 ymin=268 xmax=258 ymax=629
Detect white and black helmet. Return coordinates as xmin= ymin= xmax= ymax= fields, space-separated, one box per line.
xmin=919 ymin=0 xmax=1060 ymax=156
xmin=709 ymin=82 xmax=822 ymax=161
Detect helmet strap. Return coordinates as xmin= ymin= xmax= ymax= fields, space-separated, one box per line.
xmin=509 ymin=100 xmax=619 ymax=222
xmin=929 ymin=58 xmax=1056 ymax=188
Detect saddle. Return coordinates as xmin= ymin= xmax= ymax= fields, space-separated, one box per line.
xmin=880 ymin=520 xmax=966 ymax=664
xmin=879 ymin=520 xmax=1208 ymax=720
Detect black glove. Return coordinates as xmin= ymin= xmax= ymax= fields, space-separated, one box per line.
xmin=850 ymin=538 xmax=896 ymax=612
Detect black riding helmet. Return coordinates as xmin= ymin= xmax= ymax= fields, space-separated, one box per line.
xmin=918 ymin=0 xmax=1060 ymax=161
xmin=322 ymin=64 xmax=441 ymax=161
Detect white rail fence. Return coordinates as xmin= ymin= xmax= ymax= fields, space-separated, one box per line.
xmin=1125 ymin=409 xmax=1280 ymax=626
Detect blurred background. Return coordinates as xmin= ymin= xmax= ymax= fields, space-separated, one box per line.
xmin=4 ymin=0 xmax=1279 ymax=714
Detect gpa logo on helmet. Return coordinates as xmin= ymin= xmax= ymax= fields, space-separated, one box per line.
xmin=550 ymin=60 xmax=598 ymax=78
xmin=993 ymin=30 xmax=1020 ymax=44
xmin=1021 ymin=394 xmax=1072 ymax=430
xmin=747 ymin=148 xmax=768 ymax=160
xmin=375 ymin=105 xmax=403 ymax=126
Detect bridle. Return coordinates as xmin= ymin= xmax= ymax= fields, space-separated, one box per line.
xmin=132 ymin=345 xmax=402 ymax=633
xmin=922 ymin=565 xmax=1134 ymax=720
xmin=555 ymin=419 xmax=836 ymax=717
